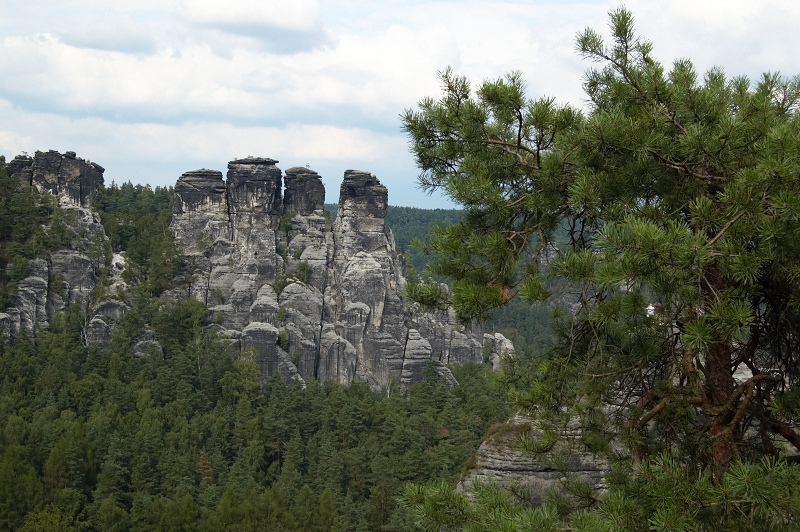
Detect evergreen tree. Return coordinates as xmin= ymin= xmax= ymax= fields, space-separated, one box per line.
xmin=402 ymin=6 xmax=800 ymax=527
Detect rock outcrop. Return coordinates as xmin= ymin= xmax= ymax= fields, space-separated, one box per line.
xmin=8 ymin=150 xmax=104 ymax=208
xmin=457 ymin=412 xmax=609 ymax=506
xmin=168 ymin=158 xmax=514 ymax=389
xmin=3 ymin=151 xmax=110 ymax=337
xmin=1 ymin=150 xmax=514 ymax=391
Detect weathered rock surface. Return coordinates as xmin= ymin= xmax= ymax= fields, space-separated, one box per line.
xmin=284 ymin=167 xmax=325 ymax=216
xmin=133 ymin=327 xmax=163 ymax=358
xmin=2 ymin=150 xmax=514 ymax=391
xmin=168 ymin=159 xmax=513 ymax=389
xmin=9 ymin=150 xmax=104 ymax=208
xmin=3 ymin=151 xmax=111 ymax=337
xmin=458 ymin=412 xmax=609 ymax=506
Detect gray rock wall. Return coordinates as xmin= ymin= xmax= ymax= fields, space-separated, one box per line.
xmin=457 ymin=412 xmax=609 ymax=506
xmin=1 ymin=149 xmax=514 ymax=392
xmin=9 ymin=150 xmax=104 ymax=208
xmin=168 ymin=158 xmax=514 ymax=389
xmin=3 ymin=151 xmax=111 ymax=338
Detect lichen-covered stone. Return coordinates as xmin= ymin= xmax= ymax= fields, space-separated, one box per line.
xmin=457 ymin=413 xmax=609 ymax=506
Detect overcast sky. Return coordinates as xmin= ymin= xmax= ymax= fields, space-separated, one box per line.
xmin=2 ymin=0 xmax=799 ymax=207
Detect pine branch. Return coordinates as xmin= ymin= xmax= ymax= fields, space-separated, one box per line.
xmin=636 ymin=397 xmax=670 ymax=430
xmin=769 ymin=420 xmax=800 ymax=451
xmin=707 ymin=212 xmax=745 ymax=247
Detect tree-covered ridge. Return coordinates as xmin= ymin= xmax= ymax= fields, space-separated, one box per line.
xmin=385 ymin=206 xmax=464 ymax=278
xmin=0 ymin=295 xmax=509 ymax=531
xmin=0 ymin=172 xmax=513 ymax=530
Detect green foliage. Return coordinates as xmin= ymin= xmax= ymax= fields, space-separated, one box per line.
xmin=94 ymin=181 xmax=173 ymax=251
xmin=402 ymin=5 xmax=800 ymax=527
xmin=95 ymin=181 xmax=180 ymax=296
xmin=404 ymin=455 xmax=800 ymax=531
xmin=323 ymin=204 xmax=336 ymax=226
xmin=273 ymin=274 xmax=290 ymax=295
xmin=386 ymin=206 xmax=464 ymax=274
xmin=0 ymin=286 xmax=509 ymax=532
xmin=280 ymin=210 xmax=297 ymax=233
xmin=404 ymin=279 xmax=450 ymax=313
xmin=402 ymin=480 xmax=562 ymax=532
xmin=295 ymin=261 xmax=311 ymax=284
xmin=278 ymin=330 xmax=288 ymax=350
xmin=274 ymin=261 xmax=311 ymax=296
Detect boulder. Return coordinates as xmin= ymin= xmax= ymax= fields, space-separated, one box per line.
xmin=458 ymin=412 xmax=609 ymax=506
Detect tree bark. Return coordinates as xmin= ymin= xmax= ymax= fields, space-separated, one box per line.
xmin=703 ymin=266 xmax=736 ymax=477
xmin=706 ymin=338 xmax=735 ymax=477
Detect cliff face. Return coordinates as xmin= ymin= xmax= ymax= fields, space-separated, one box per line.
xmin=167 ymin=158 xmax=511 ymax=389
xmin=8 ymin=150 xmax=104 ymax=208
xmin=1 ymin=150 xmax=513 ymax=390
xmin=1 ymin=151 xmax=109 ymax=338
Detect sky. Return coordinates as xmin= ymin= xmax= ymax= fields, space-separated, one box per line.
xmin=1 ymin=0 xmax=799 ymax=207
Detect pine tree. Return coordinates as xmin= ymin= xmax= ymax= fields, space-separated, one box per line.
xmin=402 ymin=6 xmax=800 ymax=527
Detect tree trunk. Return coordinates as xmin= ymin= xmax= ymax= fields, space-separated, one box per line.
xmin=706 ymin=338 xmax=735 ymax=477
xmin=703 ymin=265 xmax=736 ymax=477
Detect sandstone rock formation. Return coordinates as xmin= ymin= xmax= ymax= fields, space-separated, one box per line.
xmin=1 ymin=150 xmax=514 ymax=391
xmin=457 ymin=412 xmax=609 ymax=506
xmin=168 ymin=158 xmax=513 ymax=389
xmin=8 ymin=150 xmax=103 ymax=208
xmin=2 ymin=151 xmax=110 ymax=337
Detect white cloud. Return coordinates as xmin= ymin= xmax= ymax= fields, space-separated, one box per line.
xmin=3 ymin=0 xmax=800 ymax=206
xmin=622 ymin=0 xmax=800 ymax=81
xmin=0 ymin=18 xmax=462 ymax=130
xmin=59 ymin=13 xmax=158 ymax=53
xmin=178 ymin=0 xmax=331 ymax=53
xmin=0 ymin=96 xmax=406 ymax=189
xmin=180 ymin=0 xmax=323 ymax=32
